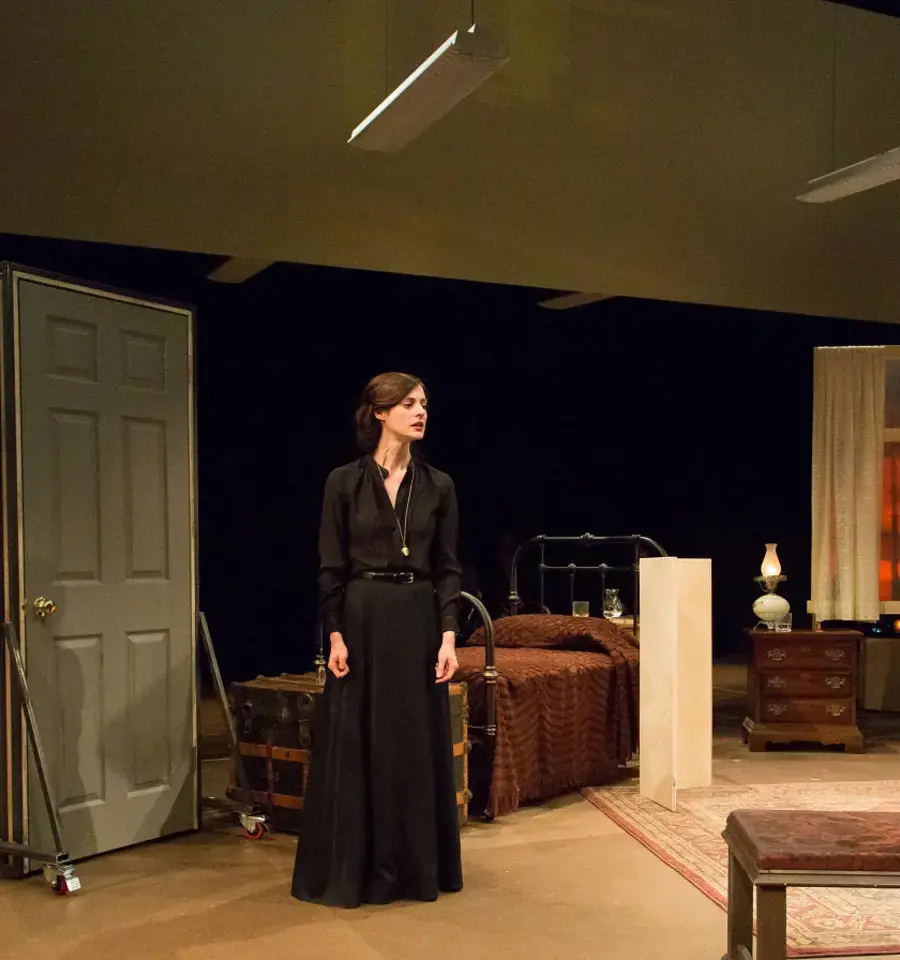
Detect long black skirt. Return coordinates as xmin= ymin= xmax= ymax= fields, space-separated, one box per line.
xmin=290 ymin=578 xmax=463 ymax=907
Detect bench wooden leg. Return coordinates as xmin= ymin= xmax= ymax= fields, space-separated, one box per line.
xmin=756 ymin=884 xmax=787 ymax=960
xmin=725 ymin=851 xmax=753 ymax=960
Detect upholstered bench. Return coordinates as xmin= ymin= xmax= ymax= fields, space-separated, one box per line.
xmin=721 ymin=809 xmax=900 ymax=960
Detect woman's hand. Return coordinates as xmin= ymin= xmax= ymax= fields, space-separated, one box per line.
xmin=435 ymin=632 xmax=458 ymax=684
xmin=328 ymin=632 xmax=349 ymax=678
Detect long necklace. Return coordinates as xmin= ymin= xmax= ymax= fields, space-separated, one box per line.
xmin=380 ymin=456 xmax=414 ymax=557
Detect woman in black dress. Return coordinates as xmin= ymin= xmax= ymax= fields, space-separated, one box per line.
xmin=291 ymin=371 xmax=464 ymax=908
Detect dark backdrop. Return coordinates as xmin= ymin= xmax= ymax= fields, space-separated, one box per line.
xmin=3 ymin=234 xmax=899 ymax=682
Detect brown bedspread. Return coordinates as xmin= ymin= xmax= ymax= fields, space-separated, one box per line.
xmin=454 ymin=615 xmax=639 ymax=818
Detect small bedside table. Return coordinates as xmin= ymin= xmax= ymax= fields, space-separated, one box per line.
xmin=742 ymin=627 xmax=864 ymax=753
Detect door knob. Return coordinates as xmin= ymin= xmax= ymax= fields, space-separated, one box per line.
xmin=33 ymin=597 xmax=57 ymax=620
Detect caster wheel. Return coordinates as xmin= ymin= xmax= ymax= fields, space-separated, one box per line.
xmin=51 ymin=876 xmax=69 ymax=895
xmin=243 ymin=821 xmax=266 ymax=840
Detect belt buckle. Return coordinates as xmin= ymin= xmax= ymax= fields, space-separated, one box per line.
xmin=400 ymin=572 xmax=414 ymax=584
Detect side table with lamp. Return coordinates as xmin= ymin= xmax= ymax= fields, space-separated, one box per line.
xmin=743 ymin=544 xmax=864 ymax=753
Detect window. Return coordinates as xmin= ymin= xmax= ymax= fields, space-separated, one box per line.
xmin=880 ymin=357 xmax=900 ymax=602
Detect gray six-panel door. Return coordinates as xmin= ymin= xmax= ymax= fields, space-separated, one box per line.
xmin=10 ymin=272 xmax=197 ymax=863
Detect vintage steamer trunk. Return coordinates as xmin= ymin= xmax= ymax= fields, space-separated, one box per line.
xmin=228 ymin=673 xmax=470 ymax=832
xmin=226 ymin=673 xmax=321 ymax=833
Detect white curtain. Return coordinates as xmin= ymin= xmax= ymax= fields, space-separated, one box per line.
xmin=811 ymin=346 xmax=885 ymax=622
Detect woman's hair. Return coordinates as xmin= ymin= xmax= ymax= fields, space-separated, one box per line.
xmin=355 ymin=371 xmax=424 ymax=452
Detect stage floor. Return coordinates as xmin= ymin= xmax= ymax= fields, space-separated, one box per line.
xmin=2 ymin=663 xmax=899 ymax=960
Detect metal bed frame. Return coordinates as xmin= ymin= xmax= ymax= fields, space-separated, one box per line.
xmin=466 ymin=533 xmax=667 ymax=820
xmin=507 ymin=532 xmax=668 ymax=623
xmin=457 ymin=592 xmax=496 ymax=820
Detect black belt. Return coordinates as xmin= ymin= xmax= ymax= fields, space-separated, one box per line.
xmin=358 ymin=571 xmax=419 ymax=584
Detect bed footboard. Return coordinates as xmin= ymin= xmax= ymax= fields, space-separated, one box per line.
xmin=460 ymin=590 xmax=496 ymax=820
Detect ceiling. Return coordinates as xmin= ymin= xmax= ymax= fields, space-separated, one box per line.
xmin=2 ymin=1 xmax=900 ymax=321
xmin=829 ymin=1 xmax=900 ymax=18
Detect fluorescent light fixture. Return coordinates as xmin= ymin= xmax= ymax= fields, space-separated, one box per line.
xmin=797 ymin=144 xmax=900 ymax=203
xmin=348 ymin=24 xmax=509 ymax=152
xmin=538 ymin=292 xmax=611 ymax=310
xmin=207 ymin=258 xmax=273 ymax=283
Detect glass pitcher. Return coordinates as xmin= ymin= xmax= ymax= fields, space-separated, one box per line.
xmin=603 ymin=588 xmax=624 ymax=620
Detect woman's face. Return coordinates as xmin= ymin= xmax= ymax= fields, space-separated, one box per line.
xmin=378 ymin=384 xmax=428 ymax=443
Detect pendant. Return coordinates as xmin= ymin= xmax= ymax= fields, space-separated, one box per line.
xmin=401 ymin=546 xmax=410 ymax=557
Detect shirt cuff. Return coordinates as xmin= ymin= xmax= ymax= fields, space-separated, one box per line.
xmin=440 ymin=615 xmax=458 ymax=635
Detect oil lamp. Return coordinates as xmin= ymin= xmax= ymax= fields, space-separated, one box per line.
xmin=752 ymin=543 xmax=789 ymax=629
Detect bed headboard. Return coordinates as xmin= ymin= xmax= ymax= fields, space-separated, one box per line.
xmin=507 ymin=533 xmax=668 ymax=622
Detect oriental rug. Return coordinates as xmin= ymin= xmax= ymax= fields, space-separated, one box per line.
xmin=583 ymin=780 xmax=900 ymax=958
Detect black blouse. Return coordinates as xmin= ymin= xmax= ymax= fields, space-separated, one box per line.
xmin=318 ymin=456 xmax=462 ymax=636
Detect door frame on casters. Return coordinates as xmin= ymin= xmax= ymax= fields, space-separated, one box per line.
xmin=0 ymin=262 xmax=200 ymax=883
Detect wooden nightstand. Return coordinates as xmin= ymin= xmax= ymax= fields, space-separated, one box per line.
xmin=742 ymin=628 xmax=864 ymax=753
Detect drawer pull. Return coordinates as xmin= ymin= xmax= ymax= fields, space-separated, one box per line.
xmin=826 ymin=704 xmax=846 ymax=717
xmin=825 ymin=648 xmax=846 ymax=661
xmin=767 ymin=649 xmax=787 ymax=661
xmin=825 ymin=676 xmax=847 ymax=689
xmin=766 ymin=702 xmax=787 ymax=716
xmin=766 ymin=676 xmax=787 ymax=689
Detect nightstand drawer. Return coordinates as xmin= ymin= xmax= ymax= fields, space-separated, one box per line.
xmin=761 ymin=670 xmax=852 ymax=698
xmin=761 ymin=697 xmax=854 ymax=725
xmin=755 ymin=637 xmax=854 ymax=669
